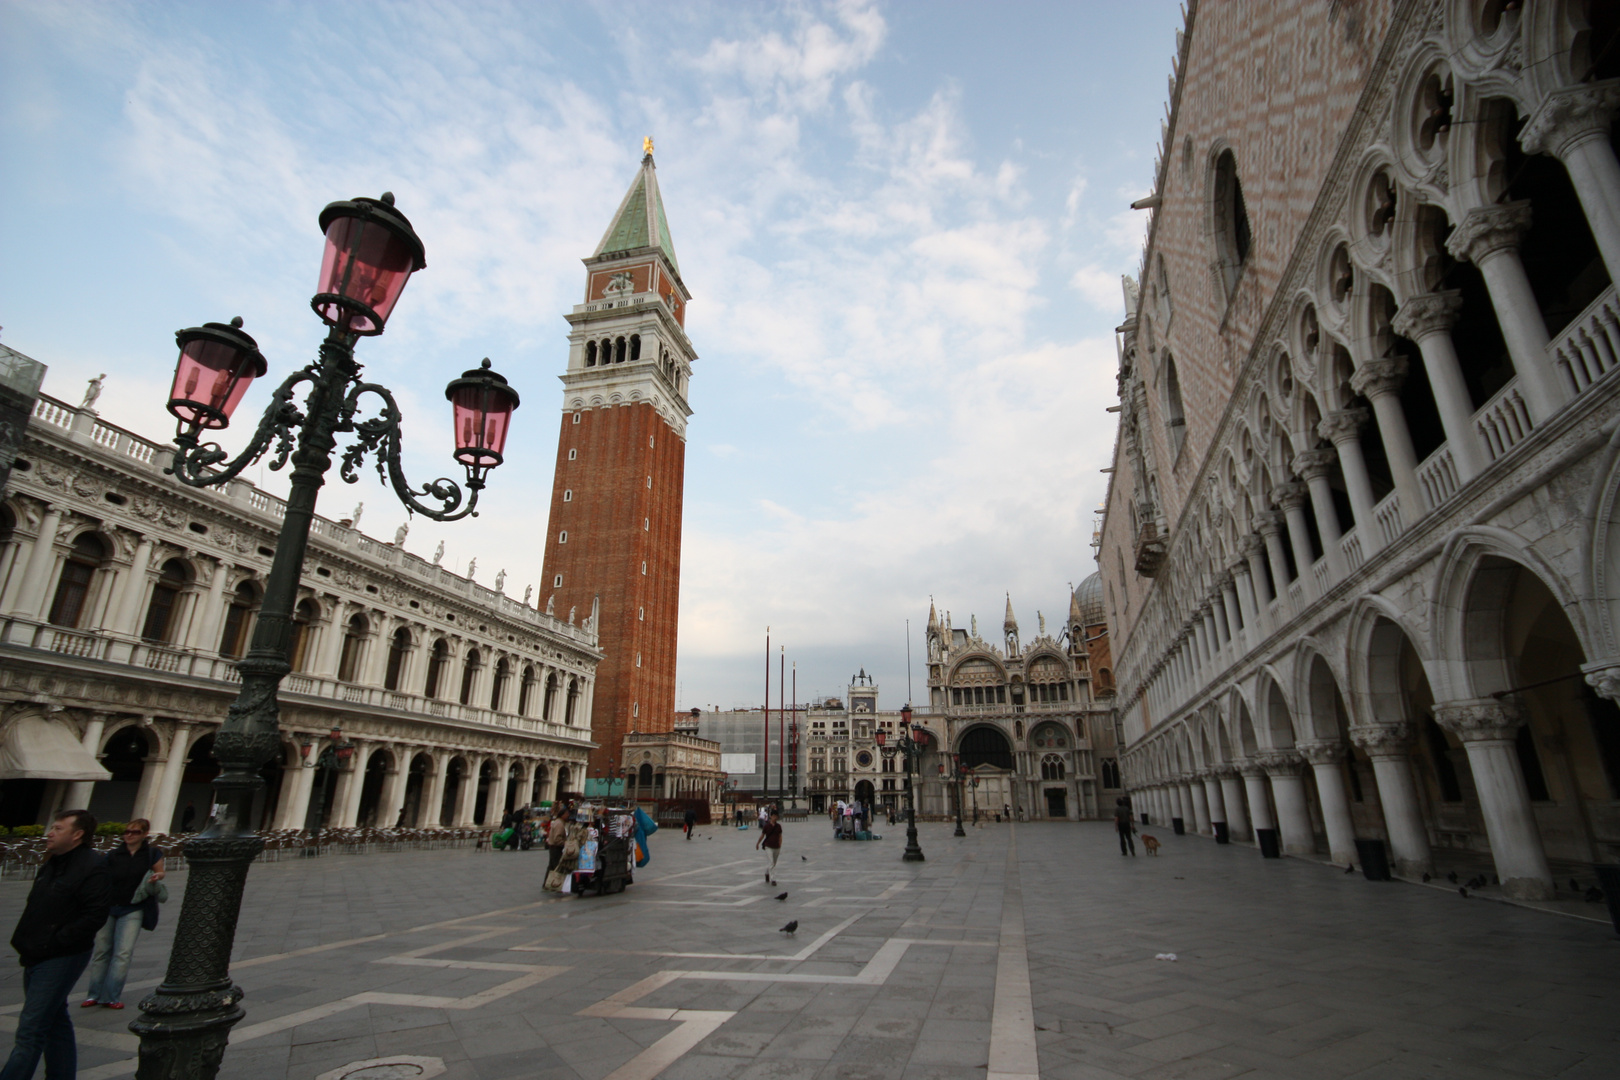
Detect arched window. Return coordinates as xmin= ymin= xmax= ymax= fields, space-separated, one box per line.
xmin=140 ymin=559 xmax=190 ymax=642
xmin=49 ymin=533 xmax=107 ymax=628
xmin=518 ymin=665 xmax=536 ymax=716
xmin=338 ymin=613 xmax=369 ymax=682
xmin=490 ymin=657 xmax=510 ymax=711
xmin=1101 ymin=758 xmax=1122 ymax=788
xmin=629 ymin=334 xmax=641 ymax=361
xmin=1212 ymin=148 xmax=1252 ymax=297
xmin=543 ymin=672 xmax=559 ymax=720
xmin=1040 ymin=754 xmax=1065 ymax=781
xmin=459 ymin=649 xmax=482 ymax=706
xmin=585 ymin=341 xmax=597 ymax=368
xmin=615 ymin=336 xmax=627 ymax=363
xmin=288 ymin=598 xmax=319 ymax=672
xmin=565 ymin=677 xmax=580 ymax=724
xmin=219 ymin=580 xmax=258 ymax=658
xmin=424 ymin=638 xmax=450 ymax=699
xmin=1162 ymin=354 xmax=1187 ymax=457
xmin=384 ymin=627 xmax=411 ymax=691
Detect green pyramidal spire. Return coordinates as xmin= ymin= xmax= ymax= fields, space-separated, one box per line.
xmin=594 ymin=145 xmax=680 ymax=275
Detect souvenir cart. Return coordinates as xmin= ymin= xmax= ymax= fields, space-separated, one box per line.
xmin=572 ymin=807 xmax=636 ymax=897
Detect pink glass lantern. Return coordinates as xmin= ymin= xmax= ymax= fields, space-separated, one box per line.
xmin=312 ymin=192 xmax=426 ymax=335
xmin=445 ymin=358 xmax=521 ymax=479
xmin=166 ymin=317 xmax=268 ymax=431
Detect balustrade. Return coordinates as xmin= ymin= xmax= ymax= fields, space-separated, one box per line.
xmin=1374 ymin=492 xmax=1404 ymax=546
xmin=1339 ymin=531 xmax=1364 ymax=571
xmin=1553 ymin=284 xmax=1619 ymax=398
xmin=1474 ymin=379 xmax=1534 ymax=461
xmin=1416 ymin=447 xmax=1460 ymax=511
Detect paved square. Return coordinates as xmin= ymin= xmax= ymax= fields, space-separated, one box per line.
xmin=0 ymin=821 xmax=1614 ymax=1079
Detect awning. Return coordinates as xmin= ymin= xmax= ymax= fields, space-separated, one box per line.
xmin=0 ymin=718 xmax=113 ymax=781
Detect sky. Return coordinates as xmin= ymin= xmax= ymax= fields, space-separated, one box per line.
xmin=0 ymin=0 xmax=1180 ymax=711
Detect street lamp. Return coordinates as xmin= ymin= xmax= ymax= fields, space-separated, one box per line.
xmin=133 ymin=192 xmax=520 ymax=1080
xmin=951 ymin=753 xmax=966 ymax=837
xmin=892 ymin=705 xmax=925 ymax=862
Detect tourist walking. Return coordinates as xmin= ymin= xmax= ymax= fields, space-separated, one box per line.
xmin=683 ymin=807 xmax=696 ymax=839
xmin=1 ymin=810 xmax=111 ymax=1080
xmin=82 ymin=818 xmax=166 ymax=1009
xmin=757 ymin=809 xmax=783 ymax=885
xmin=1114 ymin=798 xmax=1137 ymax=856
xmin=542 ymin=807 xmax=568 ymax=890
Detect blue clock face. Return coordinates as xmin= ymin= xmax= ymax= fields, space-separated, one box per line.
xmin=856 ymin=750 xmax=874 ymax=768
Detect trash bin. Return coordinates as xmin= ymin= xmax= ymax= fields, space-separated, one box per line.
xmin=1172 ymin=817 xmax=1185 ymax=836
xmin=1256 ymin=828 xmax=1280 ymax=858
xmin=1140 ymin=813 xmax=1150 ymax=825
xmin=1355 ymin=837 xmax=1391 ymax=881
xmin=1593 ymin=864 xmax=1620 ymax=937
xmin=1214 ymin=821 xmax=1230 ymax=844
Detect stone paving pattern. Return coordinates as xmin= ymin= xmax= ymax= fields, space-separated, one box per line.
xmin=0 ymin=821 xmax=1613 ymax=1079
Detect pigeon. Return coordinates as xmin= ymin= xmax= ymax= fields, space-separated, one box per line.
xmin=1421 ymin=873 xmax=1431 ymax=883
xmin=801 ymin=856 xmax=808 ymax=861
xmin=775 ymin=892 xmax=789 ymax=901
xmin=1344 ymin=863 xmax=1355 ymax=874
xmin=1446 ymin=871 xmax=1458 ymax=884
xmin=780 ymin=920 xmax=798 ymax=934
xmin=1586 ymin=887 xmax=1605 ymax=903
xmin=1570 ymin=878 xmax=1581 ymax=893
xmin=1458 ymin=886 xmax=1468 ymax=898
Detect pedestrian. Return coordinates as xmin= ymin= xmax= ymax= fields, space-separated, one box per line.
xmin=683 ymin=807 xmax=696 ymax=840
xmin=757 ymin=809 xmax=783 ymax=886
xmin=1114 ymin=797 xmax=1137 ymax=856
xmin=82 ymin=818 xmax=165 ymax=1010
xmin=1 ymin=809 xmax=111 ymax=1080
xmin=757 ymin=804 xmax=769 ymax=831
xmin=180 ymin=802 xmax=196 ymax=832
xmin=542 ymin=807 xmax=568 ymax=890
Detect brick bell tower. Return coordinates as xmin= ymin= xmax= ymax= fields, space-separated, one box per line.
xmin=541 ymin=141 xmax=694 ymax=779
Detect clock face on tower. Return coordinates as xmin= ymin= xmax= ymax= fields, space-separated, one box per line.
xmin=856 ymin=750 xmax=874 ymax=768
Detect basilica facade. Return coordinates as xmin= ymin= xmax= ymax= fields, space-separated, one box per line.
xmin=1096 ymin=0 xmax=1620 ymax=898
xmin=0 ymin=387 xmax=599 ymax=833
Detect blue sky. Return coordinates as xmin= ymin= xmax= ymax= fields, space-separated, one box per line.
xmin=1 ymin=0 xmax=1180 ymax=709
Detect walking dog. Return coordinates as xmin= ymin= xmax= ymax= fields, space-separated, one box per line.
xmin=1141 ymin=834 xmax=1161 ymax=855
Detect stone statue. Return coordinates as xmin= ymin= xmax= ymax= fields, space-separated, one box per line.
xmin=495 ymin=569 xmax=506 ymax=592
xmin=467 ymin=557 xmax=477 ymax=578
xmin=523 ymin=584 xmax=533 ymax=605
xmin=971 ymin=614 xmax=978 ymax=638
xmin=1038 ymin=611 xmax=1046 ymax=636
xmin=81 ymin=374 xmax=105 ymax=410
xmin=394 ymin=521 xmax=409 ymax=546
xmin=351 ymin=502 xmax=363 ymax=527
xmin=432 ymin=540 xmax=444 ymax=565
xmin=546 ymin=594 xmax=556 ymax=615
xmin=568 ymin=605 xmax=576 ymax=624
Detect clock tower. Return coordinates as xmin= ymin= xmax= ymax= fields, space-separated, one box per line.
xmin=541 ymin=144 xmax=695 ymax=780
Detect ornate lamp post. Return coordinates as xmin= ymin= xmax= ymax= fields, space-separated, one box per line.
xmin=951 ymin=753 xmax=966 ymax=837
xmin=893 ymin=706 xmax=925 ymax=862
xmin=131 ymin=192 xmax=520 ymax=1080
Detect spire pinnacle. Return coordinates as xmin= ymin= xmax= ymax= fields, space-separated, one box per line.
xmin=1003 ymin=593 xmax=1018 ymax=631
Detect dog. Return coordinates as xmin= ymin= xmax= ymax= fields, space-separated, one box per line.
xmin=1141 ymin=834 xmax=1161 ymax=855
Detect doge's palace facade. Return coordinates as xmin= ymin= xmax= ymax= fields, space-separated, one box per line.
xmin=0 ymin=387 xmax=598 ymax=833
xmin=1098 ymin=0 xmax=1620 ymax=899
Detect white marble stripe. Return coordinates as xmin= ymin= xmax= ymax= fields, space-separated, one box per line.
xmin=987 ymin=825 xmax=1040 ymax=1080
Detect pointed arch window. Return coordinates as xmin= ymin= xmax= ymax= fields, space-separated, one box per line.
xmin=140 ymin=559 xmax=191 ymax=642
xmin=1211 ymin=149 xmax=1252 ymax=298
xmin=1040 ymin=754 xmax=1065 ymax=780
xmin=49 ymin=533 xmax=107 ymax=628
xmin=1162 ymin=353 xmax=1187 ymax=457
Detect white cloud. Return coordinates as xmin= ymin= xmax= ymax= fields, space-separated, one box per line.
xmin=1069 ymin=265 xmax=1125 ymax=310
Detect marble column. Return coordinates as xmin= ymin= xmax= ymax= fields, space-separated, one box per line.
xmin=107 ymin=537 xmax=155 ymax=637
xmin=1240 ymin=762 xmax=1274 ymax=834
xmin=1446 ymin=202 xmax=1565 ymax=421
xmin=1261 ymin=752 xmax=1315 ymax=855
xmin=331 ymin=741 xmax=368 ymax=828
xmin=1299 ymin=741 xmax=1358 ymax=867
xmin=1434 ymin=700 xmax=1553 ymax=900
xmin=64 ymin=713 xmax=110 ymax=810
xmin=1201 ymin=602 xmax=1223 ymax=653
xmin=1241 ymin=534 xmax=1273 ymax=615
xmin=1219 ymin=770 xmax=1251 ymax=841
xmin=1220 ymin=574 xmax=1244 ymax=641
xmin=1229 ymin=560 xmax=1257 ymax=636
xmin=147 ymin=723 xmax=196 ymax=833
xmin=1168 ymin=783 xmax=1186 ymax=832
xmin=9 ymin=506 xmax=62 ymax=619
xmin=422 ymin=754 xmax=451 ymax=828
xmin=1392 ymin=291 xmax=1486 ymax=480
xmin=1256 ymin=512 xmax=1294 ymax=599
xmin=1351 ymin=724 xmax=1433 ymax=877
xmin=314 ymin=600 xmax=350 ymax=679
xmin=1202 ymin=771 xmax=1227 ymax=839
xmin=380 ymin=748 xmax=410 ymax=828
xmin=1318 ymin=410 xmax=1380 ymax=551
xmin=1188 ymin=777 xmax=1212 ymax=835
xmin=1520 ymin=82 xmax=1620 ymax=288
xmin=1292 ymin=449 xmax=1346 ymax=577
xmin=1349 ymin=356 xmax=1423 ymax=528
xmin=273 ymin=761 xmax=316 ymax=831
xmin=454 ymin=757 xmax=482 ymax=826
xmin=186 ymin=560 xmax=231 ymax=653
xmin=1273 ymin=483 xmax=1319 ymax=589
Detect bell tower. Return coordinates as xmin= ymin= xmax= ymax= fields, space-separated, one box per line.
xmin=541 ymin=142 xmax=695 ymax=778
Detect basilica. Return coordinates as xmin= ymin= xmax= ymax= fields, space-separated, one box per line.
xmin=1096 ymin=0 xmax=1620 ymax=898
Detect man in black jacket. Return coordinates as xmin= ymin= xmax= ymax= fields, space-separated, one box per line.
xmin=1 ymin=809 xmax=110 ymax=1080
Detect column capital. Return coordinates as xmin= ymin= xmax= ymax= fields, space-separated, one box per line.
xmin=1272 ymin=481 xmax=1309 ymax=512
xmin=1297 ymin=740 xmax=1344 ymax=766
xmin=1520 ymin=79 xmax=1620 ymax=158
xmin=1291 ymin=447 xmax=1337 ymax=482
xmin=1349 ymin=722 xmax=1412 ymax=757
xmin=1240 ymin=533 xmax=1266 ymax=558
xmin=1318 ymin=408 xmax=1368 ymax=445
xmin=1349 ymin=355 xmax=1408 ymax=400
xmin=1227 ymin=557 xmax=1250 ymax=580
xmin=1236 ymin=760 xmax=1267 ymax=779
xmin=1196 ymin=600 xmax=1214 ymax=618
xmin=1583 ymin=660 xmax=1620 ymax=703
xmin=1392 ymin=290 xmax=1464 ymax=341
xmin=1445 ymin=201 xmax=1532 ymax=265
xmin=1255 ymin=510 xmax=1285 ymax=538
xmin=1211 ymin=763 xmax=1239 ymax=779
xmin=1433 ymin=698 xmax=1524 ymax=742
xmin=1256 ymin=750 xmax=1303 ymax=776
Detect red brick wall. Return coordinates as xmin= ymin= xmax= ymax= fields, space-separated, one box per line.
xmin=541 ymin=402 xmax=685 ymax=775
